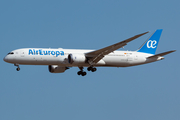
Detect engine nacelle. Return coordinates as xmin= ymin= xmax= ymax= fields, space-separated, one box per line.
xmin=68 ymin=54 xmax=86 ymax=64
xmin=48 ymin=65 xmax=68 ymax=73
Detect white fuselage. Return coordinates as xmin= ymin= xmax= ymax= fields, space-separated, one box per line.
xmin=3 ymin=29 xmax=174 ymax=76
xmin=3 ymin=48 xmax=163 ymax=67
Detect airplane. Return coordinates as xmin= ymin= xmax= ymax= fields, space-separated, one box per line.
xmin=3 ymin=29 xmax=175 ymax=76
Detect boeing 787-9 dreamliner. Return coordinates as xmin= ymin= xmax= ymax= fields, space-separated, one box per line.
xmin=3 ymin=29 xmax=175 ymax=76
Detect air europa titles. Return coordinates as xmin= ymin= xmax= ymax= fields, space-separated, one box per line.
xmin=29 ymin=49 xmax=64 ymax=57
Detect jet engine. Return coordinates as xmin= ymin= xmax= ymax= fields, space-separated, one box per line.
xmin=48 ymin=65 xmax=68 ymax=73
xmin=68 ymin=54 xmax=86 ymax=64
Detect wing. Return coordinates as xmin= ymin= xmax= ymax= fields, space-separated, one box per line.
xmin=85 ymin=31 xmax=149 ymax=65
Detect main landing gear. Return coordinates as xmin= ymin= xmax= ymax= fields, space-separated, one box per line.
xmin=77 ymin=66 xmax=97 ymax=76
xmin=14 ymin=64 xmax=20 ymax=71
xmin=87 ymin=66 xmax=97 ymax=72
xmin=77 ymin=67 xmax=87 ymax=76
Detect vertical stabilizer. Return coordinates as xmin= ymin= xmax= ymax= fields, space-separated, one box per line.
xmin=137 ymin=29 xmax=163 ymax=54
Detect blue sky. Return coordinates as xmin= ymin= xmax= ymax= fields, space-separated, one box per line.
xmin=0 ymin=0 xmax=179 ymax=120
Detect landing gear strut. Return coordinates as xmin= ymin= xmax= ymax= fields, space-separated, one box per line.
xmin=87 ymin=66 xmax=97 ymax=72
xmin=14 ymin=64 xmax=20 ymax=71
xmin=77 ymin=67 xmax=87 ymax=76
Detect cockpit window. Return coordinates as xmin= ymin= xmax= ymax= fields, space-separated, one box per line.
xmin=7 ymin=52 xmax=14 ymax=55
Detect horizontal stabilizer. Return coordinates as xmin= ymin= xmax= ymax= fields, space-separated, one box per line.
xmin=147 ymin=50 xmax=176 ymax=59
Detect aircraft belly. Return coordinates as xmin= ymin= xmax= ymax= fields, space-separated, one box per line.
xmin=102 ymin=55 xmax=147 ymax=67
xmin=103 ymin=56 xmax=129 ymax=67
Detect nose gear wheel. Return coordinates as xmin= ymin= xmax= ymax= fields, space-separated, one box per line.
xmin=14 ymin=64 xmax=20 ymax=71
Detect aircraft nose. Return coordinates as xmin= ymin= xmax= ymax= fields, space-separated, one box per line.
xmin=3 ymin=56 xmax=8 ymax=62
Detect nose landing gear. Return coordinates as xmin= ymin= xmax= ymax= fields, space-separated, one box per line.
xmin=16 ymin=67 xmax=20 ymax=71
xmin=14 ymin=64 xmax=20 ymax=71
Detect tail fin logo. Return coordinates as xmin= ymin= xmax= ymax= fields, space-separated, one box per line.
xmin=147 ymin=40 xmax=157 ymax=48
xmin=137 ymin=29 xmax=162 ymax=54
